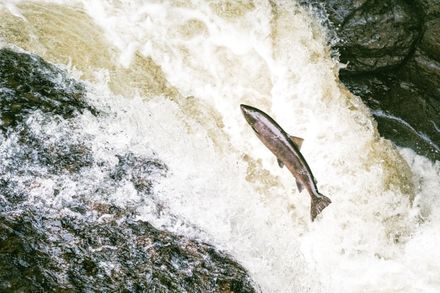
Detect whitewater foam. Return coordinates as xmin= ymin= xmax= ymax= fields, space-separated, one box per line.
xmin=1 ymin=1 xmax=439 ymax=292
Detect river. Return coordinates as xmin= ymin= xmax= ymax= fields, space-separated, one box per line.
xmin=1 ymin=1 xmax=439 ymax=292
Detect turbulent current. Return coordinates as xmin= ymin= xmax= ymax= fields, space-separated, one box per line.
xmin=0 ymin=1 xmax=439 ymax=292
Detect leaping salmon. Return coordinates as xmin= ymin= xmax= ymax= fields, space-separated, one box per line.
xmin=240 ymin=104 xmax=331 ymax=221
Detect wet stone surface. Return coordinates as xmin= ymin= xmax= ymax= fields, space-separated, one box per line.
xmin=343 ymin=73 xmax=440 ymax=158
xmin=0 ymin=48 xmax=258 ymax=292
xmin=0 ymin=210 xmax=257 ymax=292
xmin=0 ymin=48 xmax=97 ymax=131
xmin=301 ymin=0 xmax=440 ymax=161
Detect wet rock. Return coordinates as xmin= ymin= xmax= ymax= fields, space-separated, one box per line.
xmin=110 ymin=153 xmax=168 ymax=194
xmin=420 ymin=18 xmax=440 ymax=61
xmin=0 ymin=48 xmax=96 ymax=131
xmin=342 ymin=74 xmax=440 ymax=160
xmin=0 ymin=211 xmax=257 ymax=293
xmin=404 ymin=49 xmax=440 ymax=98
xmin=12 ymin=125 xmax=95 ymax=174
xmin=301 ymin=0 xmax=440 ymax=161
xmin=338 ymin=0 xmax=419 ymax=73
xmin=418 ymin=0 xmax=440 ymax=20
xmin=301 ymin=0 xmax=421 ymax=73
xmin=0 ymin=48 xmax=98 ymax=174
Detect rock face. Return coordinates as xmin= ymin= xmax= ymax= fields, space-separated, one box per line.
xmin=0 ymin=48 xmax=97 ymax=131
xmin=0 ymin=48 xmax=258 ymax=292
xmin=0 ymin=211 xmax=257 ymax=292
xmin=328 ymin=0 xmax=421 ymax=73
xmin=301 ymin=0 xmax=440 ymax=161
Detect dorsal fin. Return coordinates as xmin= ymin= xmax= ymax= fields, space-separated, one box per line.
xmin=289 ymin=135 xmax=304 ymax=150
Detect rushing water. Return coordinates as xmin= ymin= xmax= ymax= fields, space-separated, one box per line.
xmin=1 ymin=1 xmax=439 ymax=292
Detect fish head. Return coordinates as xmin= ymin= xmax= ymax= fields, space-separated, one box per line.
xmin=240 ymin=104 xmax=262 ymax=127
xmin=240 ymin=104 xmax=275 ymax=137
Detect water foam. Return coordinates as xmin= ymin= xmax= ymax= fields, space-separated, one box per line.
xmin=1 ymin=1 xmax=439 ymax=292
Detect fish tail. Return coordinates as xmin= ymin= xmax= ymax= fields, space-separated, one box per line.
xmin=310 ymin=193 xmax=331 ymax=221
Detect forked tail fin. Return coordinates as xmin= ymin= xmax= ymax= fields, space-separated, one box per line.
xmin=310 ymin=193 xmax=331 ymax=221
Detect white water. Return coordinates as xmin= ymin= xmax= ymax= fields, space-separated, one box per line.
xmin=1 ymin=1 xmax=440 ymax=292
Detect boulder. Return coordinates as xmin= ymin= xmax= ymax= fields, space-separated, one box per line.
xmin=301 ymin=0 xmax=440 ymax=161
xmin=301 ymin=0 xmax=421 ymax=73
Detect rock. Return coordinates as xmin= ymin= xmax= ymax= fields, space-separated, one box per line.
xmin=404 ymin=49 xmax=440 ymax=97
xmin=342 ymin=73 xmax=440 ymax=160
xmin=0 ymin=211 xmax=257 ymax=292
xmin=0 ymin=48 xmax=96 ymax=131
xmin=405 ymin=16 xmax=440 ymax=99
xmin=337 ymin=0 xmax=420 ymax=73
xmin=301 ymin=0 xmax=421 ymax=73
xmin=418 ymin=0 xmax=440 ymax=20
xmin=301 ymin=0 xmax=440 ymax=161
xmin=420 ymin=18 xmax=440 ymax=61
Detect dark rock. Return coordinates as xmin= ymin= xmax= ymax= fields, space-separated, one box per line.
xmin=404 ymin=49 xmax=440 ymax=97
xmin=0 ymin=211 xmax=257 ymax=293
xmin=301 ymin=0 xmax=440 ymax=161
xmin=342 ymin=73 xmax=440 ymax=160
xmin=110 ymin=153 xmax=168 ymax=194
xmin=418 ymin=0 xmax=440 ymax=19
xmin=337 ymin=0 xmax=420 ymax=73
xmin=420 ymin=18 xmax=440 ymax=61
xmin=0 ymin=49 xmax=99 ymax=174
xmin=301 ymin=0 xmax=421 ymax=73
xmin=0 ymin=48 xmax=97 ymax=132
xmin=12 ymin=126 xmax=95 ymax=174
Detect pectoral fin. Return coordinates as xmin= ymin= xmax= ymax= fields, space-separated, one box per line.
xmin=295 ymin=179 xmax=304 ymax=193
xmin=277 ymin=158 xmax=284 ymax=168
xmin=289 ymin=135 xmax=304 ymax=150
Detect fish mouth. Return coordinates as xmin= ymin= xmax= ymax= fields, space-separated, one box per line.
xmin=240 ymin=104 xmax=254 ymax=114
xmin=240 ymin=104 xmax=258 ymax=120
xmin=240 ymin=104 xmax=255 ymax=125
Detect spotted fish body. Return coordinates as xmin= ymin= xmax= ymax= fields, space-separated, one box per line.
xmin=240 ymin=104 xmax=331 ymax=221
